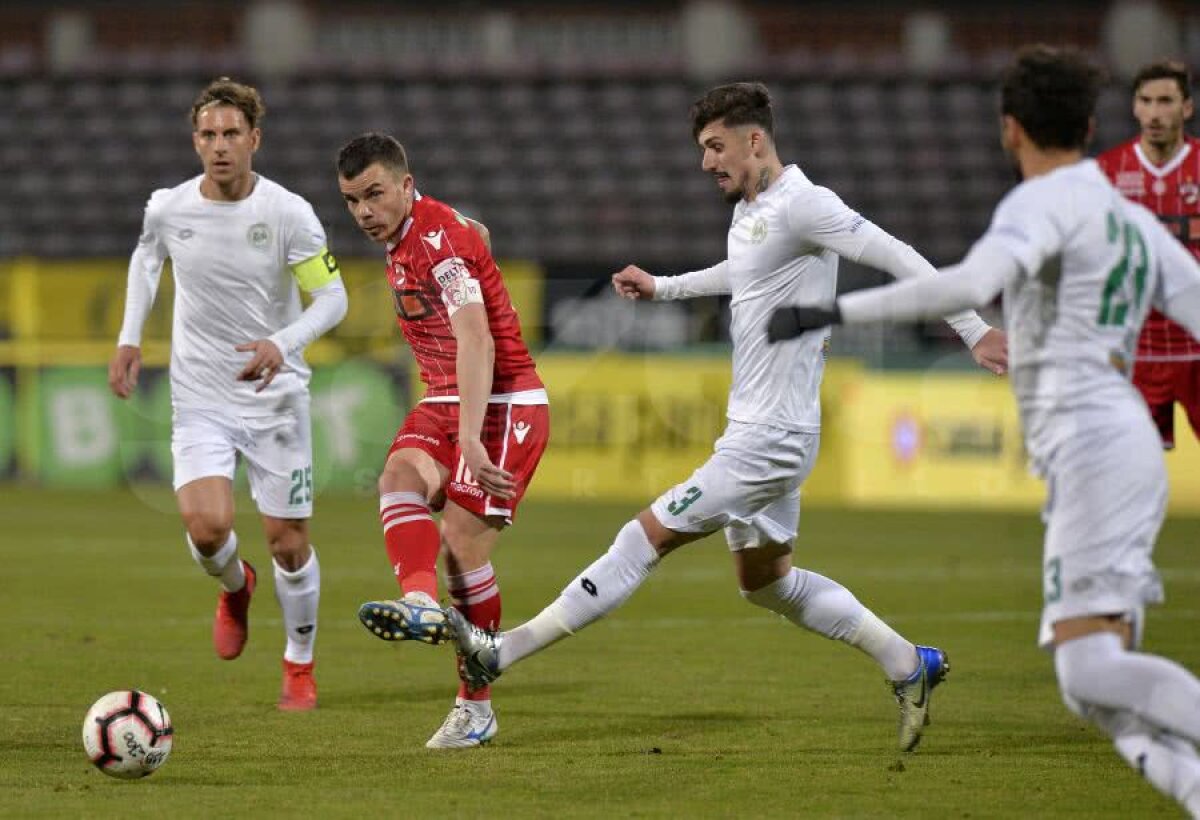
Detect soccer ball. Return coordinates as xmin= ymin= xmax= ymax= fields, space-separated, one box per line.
xmin=82 ymin=690 xmax=173 ymax=779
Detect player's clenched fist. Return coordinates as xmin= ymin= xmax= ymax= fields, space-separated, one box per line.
xmin=108 ymin=344 xmax=142 ymax=398
xmin=611 ymin=265 xmax=656 ymax=300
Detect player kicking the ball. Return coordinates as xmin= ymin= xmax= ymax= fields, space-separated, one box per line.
xmin=337 ymin=133 xmax=548 ymax=749
xmin=767 ymin=47 xmax=1200 ymax=815
xmin=448 ymin=82 xmax=1007 ymax=752
xmin=109 ymin=78 xmax=348 ymax=710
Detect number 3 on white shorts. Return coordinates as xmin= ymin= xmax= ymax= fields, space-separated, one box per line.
xmin=1044 ymin=557 xmax=1062 ymax=603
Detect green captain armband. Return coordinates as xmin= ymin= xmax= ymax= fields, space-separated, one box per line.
xmin=292 ymin=247 xmax=341 ymax=292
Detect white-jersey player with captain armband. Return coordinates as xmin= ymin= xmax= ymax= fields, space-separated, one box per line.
xmin=108 ymin=78 xmax=348 ymax=712
xmin=768 ymin=48 xmax=1200 ymax=817
xmin=447 ymin=82 xmax=1008 ymax=753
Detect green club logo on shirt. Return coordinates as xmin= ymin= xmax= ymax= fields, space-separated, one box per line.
xmin=750 ymin=218 xmax=768 ymax=243
xmin=247 ymin=223 xmax=271 ymax=248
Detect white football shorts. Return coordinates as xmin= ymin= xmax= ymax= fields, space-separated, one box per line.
xmin=171 ymin=400 xmax=314 ymax=519
xmin=650 ymin=420 xmax=819 ymax=551
xmin=1036 ymin=410 xmax=1166 ymax=649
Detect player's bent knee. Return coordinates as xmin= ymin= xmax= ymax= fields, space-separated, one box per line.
xmin=378 ymin=460 xmax=431 ymax=497
xmin=264 ymin=519 xmax=310 ymax=568
xmin=734 ymin=543 xmax=792 ymax=592
xmin=183 ymin=515 xmax=233 ymax=553
xmin=634 ymin=508 xmax=693 ymax=557
xmin=740 ymin=573 xmax=792 ymax=615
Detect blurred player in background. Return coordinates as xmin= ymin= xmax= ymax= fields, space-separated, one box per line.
xmin=1097 ymin=59 xmax=1200 ymax=449
xmin=108 ymin=78 xmax=348 ymax=711
xmin=337 ymin=133 xmax=548 ymax=749
xmin=768 ymin=47 xmax=1200 ymax=816
xmin=449 ymin=81 xmax=1008 ymax=753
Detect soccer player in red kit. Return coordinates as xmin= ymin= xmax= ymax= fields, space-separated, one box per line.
xmin=1097 ymin=59 xmax=1200 ymax=449
xmin=337 ymin=133 xmax=548 ymax=748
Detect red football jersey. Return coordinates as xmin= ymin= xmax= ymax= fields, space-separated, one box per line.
xmin=1096 ymin=136 xmax=1200 ymax=360
xmin=385 ymin=193 xmax=543 ymax=398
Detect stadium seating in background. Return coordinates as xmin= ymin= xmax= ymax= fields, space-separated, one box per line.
xmin=0 ymin=70 xmax=1139 ymax=267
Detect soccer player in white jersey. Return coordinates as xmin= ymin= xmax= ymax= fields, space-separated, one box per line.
xmin=768 ymin=47 xmax=1200 ymax=815
xmin=448 ymin=82 xmax=1008 ymax=752
xmin=108 ymin=78 xmax=348 ymax=711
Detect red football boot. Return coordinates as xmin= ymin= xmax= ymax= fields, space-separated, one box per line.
xmin=278 ymin=659 xmax=318 ymax=711
xmin=213 ymin=561 xmax=256 ymax=660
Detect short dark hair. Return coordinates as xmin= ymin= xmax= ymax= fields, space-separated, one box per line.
xmin=336 ymin=132 xmax=410 ymax=180
xmin=689 ymin=82 xmax=774 ymax=140
xmin=191 ymin=77 xmax=265 ymax=130
xmin=1000 ymin=45 xmax=1103 ymax=151
xmin=1132 ymin=58 xmax=1192 ymax=101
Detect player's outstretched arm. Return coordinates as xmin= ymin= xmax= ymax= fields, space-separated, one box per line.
xmin=785 ymin=188 xmax=1003 ymax=369
xmin=644 ymin=260 xmax=731 ymax=301
xmin=853 ymin=228 xmax=1007 ymax=371
xmin=767 ymin=304 xmax=842 ymax=341
xmin=767 ymin=241 xmax=1021 ymax=343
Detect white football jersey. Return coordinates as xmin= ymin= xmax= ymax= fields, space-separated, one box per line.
xmin=725 ymin=165 xmax=871 ymax=431
xmin=124 ymin=174 xmax=329 ymax=413
xmin=981 ymin=160 xmax=1189 ymax=463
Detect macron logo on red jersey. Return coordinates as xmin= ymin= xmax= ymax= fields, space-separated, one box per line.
xmin=421 ymin=228 xmax=445 ymax=251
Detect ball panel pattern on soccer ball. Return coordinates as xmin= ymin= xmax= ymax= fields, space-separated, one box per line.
xmin=81 ymin=690 xmax=173 ymax=779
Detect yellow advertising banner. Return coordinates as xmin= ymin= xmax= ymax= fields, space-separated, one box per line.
xmin=524 ymin=353 xmax=850 ymax=504
xmin=0 ymin=256 xmax=542 ymax=364
xmin=834 ymin=371 xmax=1200 ymax=514
xmin=835 ymin=373 xmax=1041 ymax=509
xmin=525 ymin=352 xmax=730 ymax=503
xmin=529 ymin=358 xmax=1200 ymax=514
xmin=2 ymin=254 xmax=1198 ymax=511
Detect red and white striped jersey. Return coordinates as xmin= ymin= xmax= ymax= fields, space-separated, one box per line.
xmin=1097 ymin=136 xmax=1200 ymax=360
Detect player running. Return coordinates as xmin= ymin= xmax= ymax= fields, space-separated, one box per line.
xmin=337 ymin=133 xmax=548 ymax=749
xmin=109 ymin=78 xmax=348 ymax=710
xmin=768 ymin=47 xmax=1200 ymax=815
xmin=447 ymin=82 xmax=1007 ymax=753
xmin=1097 ymin=59 xmax=1200 ymax=449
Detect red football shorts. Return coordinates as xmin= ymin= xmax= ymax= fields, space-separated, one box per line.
xmin=388 ymin=401 xmax=549 ymax=522
xmin=1132 ymin=359 xmax=1200 ymax=450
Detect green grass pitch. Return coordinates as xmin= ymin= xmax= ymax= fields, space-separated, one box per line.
xmin=1 ymin=486 xmax=1196 ymax=818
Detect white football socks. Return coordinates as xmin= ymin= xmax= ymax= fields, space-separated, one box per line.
xmin=1056 ymin=631 xmax=1200 ymax=817
xmin=187 ymin=530 xmax=246 ymax=593
xmin=1083 ymin=705 xmax=1200 ymax=816
xmin=743 ymin=568 xmax=918 ymax=681
xmin=1056 ymin=631 xmax=1200 ymax=744
xmin=500 ymin=519 xmax=660 ymax=670
xmin=273 ymin=548 xmax=320 ymax=665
